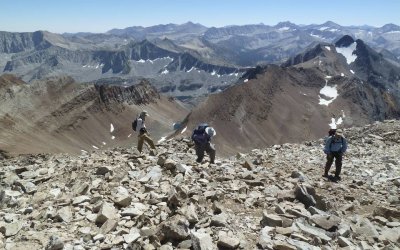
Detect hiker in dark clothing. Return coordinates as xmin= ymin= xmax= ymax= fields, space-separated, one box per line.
xmin=323 ymin=128 xmax=347 ymax=180
xmin=191 ymin=123 xmax=216 ymax=164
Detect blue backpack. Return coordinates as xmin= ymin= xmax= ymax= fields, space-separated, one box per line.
xmin=191 ymin=123 xmax=209 ymax=144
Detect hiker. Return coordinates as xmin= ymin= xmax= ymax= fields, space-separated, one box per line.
xmin=135 ymin=111 xmax=156 ymax=153
xmin=323 ymin=128 xmax=347 ymax=180
xmin=191 ymin=123 xmax=216 ymax=164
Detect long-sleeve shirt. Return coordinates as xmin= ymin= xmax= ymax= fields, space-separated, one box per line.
xmin=324 ymin=136 xmax=347 ymax=154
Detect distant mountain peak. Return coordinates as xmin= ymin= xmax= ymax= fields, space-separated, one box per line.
xmin=379 ymin=23 xmax=400 ymax=32
xmin=322 ymin=21 xmax=340 ymax=27
xmin=275 ymin=21 xmax=297 ymax=28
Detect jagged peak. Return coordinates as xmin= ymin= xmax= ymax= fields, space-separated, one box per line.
xmin=335 ymin=35 xmax=355 ymax=47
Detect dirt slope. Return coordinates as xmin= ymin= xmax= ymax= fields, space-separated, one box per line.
xmin=0 ymin=75 xmax=188 ymax=155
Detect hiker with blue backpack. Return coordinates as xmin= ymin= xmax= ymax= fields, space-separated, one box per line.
xmin=323 ymin=128 xmax=347 ymax=181
xmin=132 ymin=111 xmax=156 ymax=153
xmin=191 ymin=123 xmax=216 ymax=164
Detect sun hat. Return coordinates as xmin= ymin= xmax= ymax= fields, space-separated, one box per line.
xmin=140 ymin=110 xmax=148 ymax=117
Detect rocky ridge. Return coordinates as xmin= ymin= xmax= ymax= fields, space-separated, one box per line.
xmin=0 ymin=120 xmax=399 ymax=249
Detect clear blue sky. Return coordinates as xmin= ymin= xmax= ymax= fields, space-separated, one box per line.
xmin=1 ymin=0 xmax=399 ymax=33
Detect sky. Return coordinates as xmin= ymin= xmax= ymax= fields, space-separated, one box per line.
xmin=0 ymin=0 xmax=399 ymax=33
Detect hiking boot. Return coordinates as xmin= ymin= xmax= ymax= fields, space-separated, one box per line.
xmin=334 ymin=176 xmax=341 ymax=181
xmin=322 ymin=174 xmax=329 ymax=178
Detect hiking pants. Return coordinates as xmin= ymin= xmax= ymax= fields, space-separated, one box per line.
xmin=325 ymin=152 xmax=342 ymax=177
xmin=137 ymin=132 xmax=156 ymax=153
xmin=195 ymin=142 xmax=215 ymax=163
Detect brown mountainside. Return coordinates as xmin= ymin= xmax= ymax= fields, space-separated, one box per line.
xmin=181 ymin=65 xmax=373 ymax=155
xmin=0 ymin=75 xmax=188 ymax=155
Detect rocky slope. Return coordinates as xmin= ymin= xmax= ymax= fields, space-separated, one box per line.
xmin=180 ymin=65 xmax=367 ymax=156
xmin=0 ymin=120 xmax=399 ymax=249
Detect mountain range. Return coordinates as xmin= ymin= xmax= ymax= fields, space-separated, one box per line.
xmin=1 ymin=21 xmax=400 ymax=103
xmin=1 ymin=22 xmax=400 ymax=155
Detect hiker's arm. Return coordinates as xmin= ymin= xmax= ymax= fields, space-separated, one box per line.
xmin=342 ymin=138 xmax=348 ymax=153
xmin=323 ymin=138 xmax=331 ymax=154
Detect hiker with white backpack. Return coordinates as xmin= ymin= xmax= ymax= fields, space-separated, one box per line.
xmin=191 ymin=123 xmax=216 ymax=164
xmin=132 ymin=111 xmax=156 ymax=153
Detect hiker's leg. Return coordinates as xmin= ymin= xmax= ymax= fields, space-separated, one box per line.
xmin=205 ymin=143 xmax=216 ymax=163
xmin=195 ymin=143 xmax=205 ymax=163
xmin=143 ymin=133 xmax=156 ymax=149
xmin=334 ymin=153 xmax=343 ymax=178
xmin=324 ymin=154 xmax=334 ymax=176
xmin=137 ymin=134 xmax=145 ymax=153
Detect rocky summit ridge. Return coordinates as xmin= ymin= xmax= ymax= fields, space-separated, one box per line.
xmin=0 ymin=120 xmax=399 ymax=249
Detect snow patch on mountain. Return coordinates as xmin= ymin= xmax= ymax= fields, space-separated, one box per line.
xmin=278 ymin=27 xmax=291 ymax=31
xmin=336 ymin=42 xmax=357 ymax=64
xmin=329 ymin=117 xmax=343 ymax=129
xmin=319 ymin=81 xmax=338 ymax=106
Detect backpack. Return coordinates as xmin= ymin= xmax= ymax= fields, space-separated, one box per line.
xmin=329 ymin=136 xmax=344 ymax=151
xmin=328 ymin=129 xmax=336 ymax=137
xmin=191 ymin=123 xmax=209 ymax=144
xmin=132 ymin=118 xmax=138 ymax=131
